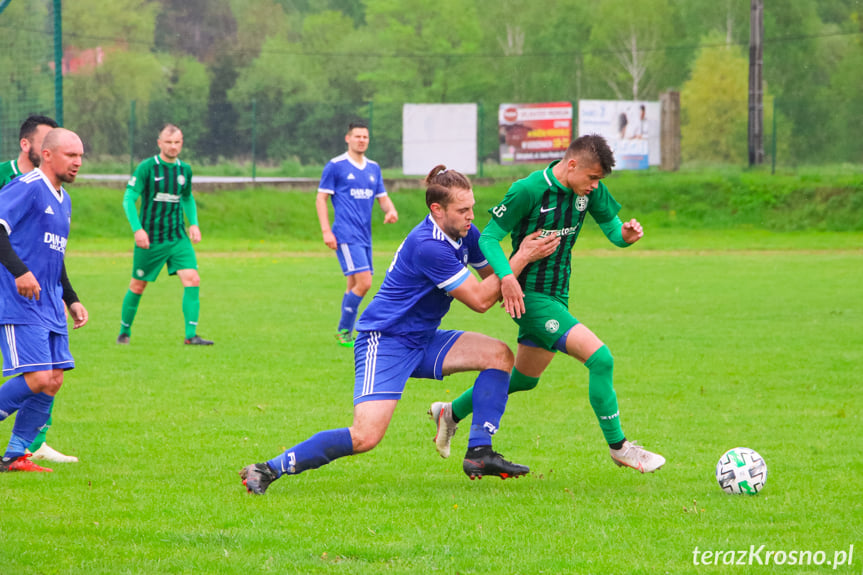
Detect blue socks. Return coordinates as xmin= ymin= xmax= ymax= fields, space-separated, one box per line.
xmin=468 ymin=369 xmax=509 ymax=449
xmin=267 ymin=427 xmax=353 ymax=478
xmin=5 ymin=392 xmax=53 ymax=458
xmin=0 ymin=375 xmax=34 ymax=421
xmin=338 ymin=291 xmax=364 ymax=333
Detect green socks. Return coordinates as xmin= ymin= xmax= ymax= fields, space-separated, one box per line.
xmin=120 ymin=289 xmax=142 ymax=336
xmin=183 ymin=286 xmax=200 ymax=339
xmin=585 ymin=345 xmax=625 ymax=445
xmin=451 ymin=367 xmax=540 ymax=422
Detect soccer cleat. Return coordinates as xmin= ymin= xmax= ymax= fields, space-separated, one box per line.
xmin=462 ymin=446 xmax=529 ymax=480
xmin=184 ymin=335 xmax=214 ymax=345
xmin=240 ymin=462 xmax=278 ymax=495
xmin=31 ymin=443 xmax=79 ymax=463
xmin=336 ymin=329 xmax=354 ymax=348
xmin=116 ymin=333 xmax=130 ymax=344
xmin=0 ymin=453 xmax=53 ymax=473
xmin=428 ymin=402 xmax=458 ymax=459
xmin=609 ymin=440 xmax=666 ymax=473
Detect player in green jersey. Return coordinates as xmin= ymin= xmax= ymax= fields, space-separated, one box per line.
xmin=429 ymin=134 xmax=665 ymax=473
xmin=0 ymin=115 xmax=78 ymax=464
xmin=0 ymin=115 xmax=58 ymax=187
xmin=116 ymin=124 xmax=213 ymax=346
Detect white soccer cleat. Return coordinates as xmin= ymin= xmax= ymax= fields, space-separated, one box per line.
xmin=610 ymin=440 xmax=665 ymax=473
xmin=31 ymin=443 xmax=79 ymax=463
xmin=428 ymin=402 xmax=458 ymax=459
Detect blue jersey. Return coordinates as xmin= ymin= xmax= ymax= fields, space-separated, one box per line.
xmin=318 ymin=153 xmax=387 ymax=247
xmin=356 ymin=215 xmax=488 ymax=347
xmin=0 ymin=169 xmax=71 ymax=332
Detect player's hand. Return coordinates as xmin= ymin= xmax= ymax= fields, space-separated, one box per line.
xmin=500 ymin=274 xmax=525 ymax=319
xmin=15 ymin=272 xmax=41 ymax=301
xmin=189 ymin=225 xmax=202 ymax=244
xmin=322 ymin=230 xmax=337 ymax=250
xmin=621 ymin=218 xmax=644 ymax=244
xmin=69 ymin=302 xmax=88 ymax=329
xmin=518 ymin=230 xmax=560 ymax=263
xmin=134 ymin=229 xmax=150 ymax=249
xmin=384 ymin=209 xmax=398 ymax=224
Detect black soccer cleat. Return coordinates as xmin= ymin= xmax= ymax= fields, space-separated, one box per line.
xmin=240 ymin=463 xmax=278 ymax=495
xmin=116 ymin=334 xmax=130 ymax=344
xmin=462 ymin=446 xmax=529 ymax=480
xmin=184 ymin=335 xmax=214 ymax=346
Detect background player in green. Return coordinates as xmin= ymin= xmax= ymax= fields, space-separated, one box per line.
xmin=116 ymin=123 xmax=213 ymax=346
xmin=0 ymin=115 xmax=77 ymax=464
xmin=429 ymin=134 xmax=666 ymax=473
xmin=0 ymin=115 xmax=58 ymax=187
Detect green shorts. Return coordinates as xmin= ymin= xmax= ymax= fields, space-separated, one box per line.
xmin=131 ymin=236 xmax=198 ymax=282
xmin=514 ymin=291 xmax=580 ymax=352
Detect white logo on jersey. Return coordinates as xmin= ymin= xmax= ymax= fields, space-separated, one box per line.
xmin=350 ymin=188 xmax=374 ymax=199
xmin=538 ymin=225 xmax=580 ymax=238
xmin=545 ymin=319 xmax=560 ymax=333
xmin=154 ymin=177 xmax=165 ymax=182
xmin=128 ymin=176 xmax=136 ymax=186
xmin=177 ymin=174 xmax=186 ymax=186
xmin=576 ymin=196 xmax=588 ymax=212
xmin=492 ymin=204 xmax=507 ymax=218
xmin=347 ymin=173 xmax=356 ymax=180
xmin=370 ymin=175 xmax=376 ymax=183
xmin=540 ymin=206 xmax=555 ymax=214
xmin=154 ymin=192 xmax=180 ymax=203
xmin=44 ymin=205 xmax=54 ymax=215
xmin=43 ymin=232 xmax=67 ymax=254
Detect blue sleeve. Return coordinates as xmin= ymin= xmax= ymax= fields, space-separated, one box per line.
xmin=465 ymin=225 xmax=488 ymax=269
xmin=0 ymin=182 xmax=35 ymax=235
xmin=415 ymin=240 xmax=470 ymax=292
xmin=374 ymin=164 xmax=387 ymax=197
xmin=318 ymin=162 xmax=336 ymax=194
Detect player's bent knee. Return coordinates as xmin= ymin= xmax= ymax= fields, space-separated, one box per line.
xmin=349 ymin=427 xmax=385 ymax=454
xmin=483 ymin=341 xmax=514 ymax=372
xmin=586 ymin=345 xmax=614 ymax=375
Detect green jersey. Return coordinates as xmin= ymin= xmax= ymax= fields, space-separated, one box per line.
xmin=125 ymin=155 xmax=195 ymax=244
xmin=0 ymin=160 xmax=23 ymax=188
xmin=485 ymin=160 xmax=621 ymax=299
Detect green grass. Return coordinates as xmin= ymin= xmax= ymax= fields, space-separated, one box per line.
xmin=0 ymin=235 xmax=860 ymax=573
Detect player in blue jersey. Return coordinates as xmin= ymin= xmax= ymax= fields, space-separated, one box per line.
xmin=0 ymin=128 xmax=88 ymax=473
xmin=241 ymin=165 xmax=559 ymax=494
xmin=315 ymin=122 xmax=398 ymax=348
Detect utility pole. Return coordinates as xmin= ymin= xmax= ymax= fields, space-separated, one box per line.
xmin=748 ymin=0 xmax=764 ymax=166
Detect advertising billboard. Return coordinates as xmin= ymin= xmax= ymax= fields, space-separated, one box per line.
xmin=577 ymin=100 xmax=661 ymax=170
xmin=498 ymin=102 xmax=573 ymax=164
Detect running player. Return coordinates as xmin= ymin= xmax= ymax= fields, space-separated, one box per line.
xmin=0 ymin=128 xmax=88 ymax=473
xmin=429 ymin=134 xmax=666 ymax=473
xmin=116 ymin=124 xmax=212 ymax=346
xmin=0 ymin=115 xmax=79 ymax=464
xmin=315 ymin=121 xmax=398 ymax=348
xmin=240 ymin=165 xmax=559 ymax=494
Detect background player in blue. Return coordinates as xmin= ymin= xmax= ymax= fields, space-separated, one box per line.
xmin=241 ymin=165 xmax=559 ymax=494
xmin=315 ymin=122 xmax=398 ymax=347
xmin=0 ymin=128 xmax=88 ymax=473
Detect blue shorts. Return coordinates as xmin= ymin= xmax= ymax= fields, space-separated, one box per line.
xmin=353 ymin=329 xmax=464 ymax=404
xmin=336 ymin=243 xmax=373 ymax=276
xmin=1 ymin=324 xmax=74 ymax=377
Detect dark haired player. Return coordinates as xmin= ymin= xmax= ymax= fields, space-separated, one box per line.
xmin=241 ymin=165 xmax=559 ymax=494
xmin=315 ymin=122 xmax=398 ymax=347
xmin=430 ymin=134 xmax=666 ymax=474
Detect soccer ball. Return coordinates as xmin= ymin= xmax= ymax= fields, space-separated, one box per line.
xmin=715 ymin=447 xmax=767 ymax=495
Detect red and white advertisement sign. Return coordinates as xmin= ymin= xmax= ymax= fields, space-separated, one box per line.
xmin=498 ymin=102 xmax=572 ymax=164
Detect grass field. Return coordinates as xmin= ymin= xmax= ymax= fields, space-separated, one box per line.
xmin=0 ymin=225 xmax=860 ymax=573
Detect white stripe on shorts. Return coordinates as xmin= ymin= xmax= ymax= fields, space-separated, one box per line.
xmin=4 ymin=325 xmax=18 ymax=369
xmin=340 ymin=243 xmax=356 ymax=272
xmin=362 ymin=331 xmax=380 ymax=397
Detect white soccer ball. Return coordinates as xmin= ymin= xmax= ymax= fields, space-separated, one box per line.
xmin=715 ymin=447 xmax=767 ymax=495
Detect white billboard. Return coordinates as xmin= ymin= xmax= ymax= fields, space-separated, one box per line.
xmin=402 ymin=104 xmax=477 ymax=176
xmin=578 ymin=100 xmax=661 ymax=169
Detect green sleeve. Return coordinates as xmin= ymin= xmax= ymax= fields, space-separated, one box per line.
xmin=180 ymin=194 xmax=199 ymax=226
xmin=479 ymin=218 xmax=513 ymax=279
xmin=598 ymin=216 xmax=631 ymax=248
xmin=587 ymin=181 xmax=622 ymax=224
xmin=123 ymin=181 xmax=143 ymax=232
